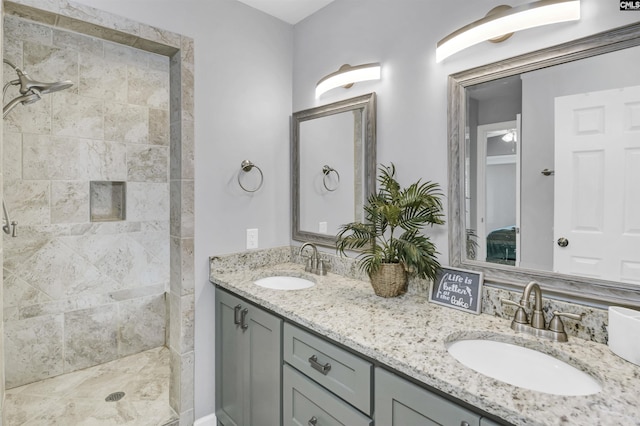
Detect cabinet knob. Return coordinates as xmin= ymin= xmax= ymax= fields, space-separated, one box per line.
xmin=461 ymin=422 xmax=470 ymax=426
xmin=308 ymin=416 xmax=318 ymax=426
xmin=557 ymin=237 xmax=569 ymax=247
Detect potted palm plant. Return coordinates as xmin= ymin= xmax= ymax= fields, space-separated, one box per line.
xmin=336 ymin=163 xmax=445 ymax=297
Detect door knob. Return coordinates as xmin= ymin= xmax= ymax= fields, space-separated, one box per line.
xmin=557 ymin=237 xmax=569 ymax=247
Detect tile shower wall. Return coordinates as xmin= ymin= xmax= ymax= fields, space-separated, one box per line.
xmin=2 ymin=14 xmax=170 ymax=388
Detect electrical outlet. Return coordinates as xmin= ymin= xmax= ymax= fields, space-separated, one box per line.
xmin=319 ymin=221 xmax=328 ymax=234
xmin=246 ymin=228 xmax=258 ymax=249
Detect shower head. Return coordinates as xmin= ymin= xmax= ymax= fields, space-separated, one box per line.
xmin=14 ymin=68 xmax=73 ymax=95
xmin=3 ymin=91 xmax=42 ymax=119
xmin=2 ymin=58 xmax=73 ymax=119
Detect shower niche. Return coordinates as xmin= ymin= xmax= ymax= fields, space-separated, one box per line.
xmin=90 ymin=181 xmax=126 ymax=222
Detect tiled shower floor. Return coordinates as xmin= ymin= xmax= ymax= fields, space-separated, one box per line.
xmin=3 ymin=346 xmax=177 ymax=425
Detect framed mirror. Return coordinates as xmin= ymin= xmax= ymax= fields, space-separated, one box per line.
xmin=448 ymin=22 xmax=640 ymax=308
xmin=292 ymin=93 xmax=376 ymax=247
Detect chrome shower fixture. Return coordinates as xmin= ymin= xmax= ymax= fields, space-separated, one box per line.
xmin=3 ymin=58 xmax=73 ymax=118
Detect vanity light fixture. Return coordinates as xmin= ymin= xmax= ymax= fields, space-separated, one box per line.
xmin=315 ymin=63 xmax=381 ymax=98
xmin=435 ymin=0 xmax=581 ymax=63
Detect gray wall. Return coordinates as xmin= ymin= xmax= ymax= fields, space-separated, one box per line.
xmin=72 ymin=0 xmax=640 ymax=421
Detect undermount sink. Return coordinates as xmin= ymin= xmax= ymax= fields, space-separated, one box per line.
xmin=446 ymin=339 xmax=601 ymax=396
xmin=254 ymin=276 xmax=315 ymax=291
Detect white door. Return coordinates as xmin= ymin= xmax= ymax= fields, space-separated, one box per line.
xmin=554 ymin=85 xmax=640 ymax=283
xmin=476 ymin=120 xmax=519 ymax=265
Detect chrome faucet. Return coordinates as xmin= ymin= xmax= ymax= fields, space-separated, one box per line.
xmin=299 ymin=242 xmax=326 ymax=275
xmin=502 ymin=281 xmax=584 ymax=342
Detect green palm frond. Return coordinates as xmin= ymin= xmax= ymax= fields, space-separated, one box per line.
xmin=336 ymin=163 xmax=445 ymax=281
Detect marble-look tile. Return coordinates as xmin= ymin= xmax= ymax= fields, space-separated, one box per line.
xmin=3 ymin=392 xmax=59 ymax=425
xmin=149 ymin=108 xmax=170 ymax=146
xmin=3 ymin=33 xmax=24 ymax=73
xmin=60 ymin=233 xmax=169 ymax=289
xmin=4 ymin=314 xmax=64 ymax=388
xmin=79 ymin=53 xmax=127 ymax=102
xmin=15 ymin=239 xmax=114 ymax=300
xmin=53 ymin=26 xmax=103 ymax=55
xmin=60 ymin=0 xmax=138 ymax=34
xmin=3 ymin=179 xmax=50 ymax=226
xmin=64 ymin=304 xmax=119 ymax=371
xmin=118 ymin=294 xmax=166 ymax=357
xmin=6 ymin=0 xmax=61 ymax=17
xmin=51 ymin=180 xmax=89 ymax=224
xmin=180 ymin=64 xmax=194 ymax=123
xmin=169 ymin=122 xmax=194 ymax=180
xmin=3 ymin=13 xmax=52 ymax=46
xmin=128 ymin=229 xmax=169 ymax=262
xmin=103 ymin=40 xmax=148 ymax=68
xmin=2 ymin=225 xmax=53 ymax=271
xmin=181 ymin=121 xmax=195 ymax=180
xmin=179 ymin=351 xmax=194 ymax=411
xmin=23 ymin=134 xmax=127 ymax=181
xmin=108 ymin=284 xmax=166 ymax=303
xmin=128 ymin=66 xmax=170 ymax=110
xmin=147 ymin=51 xmax=171 ymax=72
xmin=23 ymin=40 xmax=79 ymax=94
xmin=51 ymin=92 xmax=103 ymax=139
xmin=2 ymin=92 xmax=51 ymax=134
xmin=170 ymin=238 xmax=194 ymax=296
xmin=138 ymin=24 xmax=181 ymax=50
xmin=127 ymin=145 xmax=169 ymax=182
xmin=168 ymin=293 xmax=194 ymax=354
xmin=3 ymin=270 xmax=51 ymax=308
xmin=19 ymin=298 xmax=78 ymax=319
xmin=126 ymin=182 xmax=170 ymax=222
xmin=2 ymin=131 xmax=23 ymax=181
xmin=169 ymin=180 xmax=194 ymax=238
xmin=105 ymin=102 xmax=149 ymax=143
xmin=169 ymin=121 xmax=182 ymax=180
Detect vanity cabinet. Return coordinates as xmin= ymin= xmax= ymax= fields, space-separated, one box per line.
xmin=215 ymin=288 xmax=282 ymax=426
xmin=375 ymin=367 xmax=482 ymax=426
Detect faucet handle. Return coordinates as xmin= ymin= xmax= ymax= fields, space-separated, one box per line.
xmin=501 ymin=299 xmax=528 ymax=324
xmin=548 ymin=311 xmax=584 ymax=333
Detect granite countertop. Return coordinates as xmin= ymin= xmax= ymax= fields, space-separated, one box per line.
xmin=210 ymin=262 xmax=640 ymax=426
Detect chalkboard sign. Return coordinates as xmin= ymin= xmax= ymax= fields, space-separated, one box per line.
xmin=428 ymin=267 xmax=483 ymax=314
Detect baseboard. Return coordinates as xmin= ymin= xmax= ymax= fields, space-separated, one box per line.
xmin=194 ymin=413 xmax=217 ymax=426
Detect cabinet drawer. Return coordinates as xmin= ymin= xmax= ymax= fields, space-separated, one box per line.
xmin=283 ymin=365 xmax=372 ymax=426
xmin=283 ymin=323 xmax=372 ymax=415
xmin=375 ymin=367 xmax=482 ymax=426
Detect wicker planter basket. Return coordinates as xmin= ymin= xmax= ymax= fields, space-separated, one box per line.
xmin=368 ymin=263 xmax=407 ymax=298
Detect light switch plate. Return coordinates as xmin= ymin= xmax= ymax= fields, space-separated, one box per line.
xmin=319 ymin=221 xmax=328 ymax=234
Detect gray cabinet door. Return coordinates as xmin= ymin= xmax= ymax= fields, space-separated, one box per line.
xmin=375 ymin=368 xmax=481 ymax=426
xmin=215 ymin=288 xmax=283 ymax=426
xmin=283 ymin=365 xmax=372 ymax=426
xmin=216 ymin=289 xmax=244 ymax=426
xmin=244 ymin=301 xmax=282 ymax=426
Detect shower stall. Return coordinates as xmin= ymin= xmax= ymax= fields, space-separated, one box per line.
xmin=1 ymin=1 xmax=195 ymax=423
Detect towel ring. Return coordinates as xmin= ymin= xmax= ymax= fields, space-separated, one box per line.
xmin=322 ymin=165 xmax=340 ymax=192
xmin=238 ymin=160 xmax=264 ymax=192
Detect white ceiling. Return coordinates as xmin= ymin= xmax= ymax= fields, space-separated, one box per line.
xmin=235 ymin=0 xmax=336 ymax=25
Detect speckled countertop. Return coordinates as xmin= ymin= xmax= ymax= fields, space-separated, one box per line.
xmin=210 ymin=262 xmax=640 ymax=426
